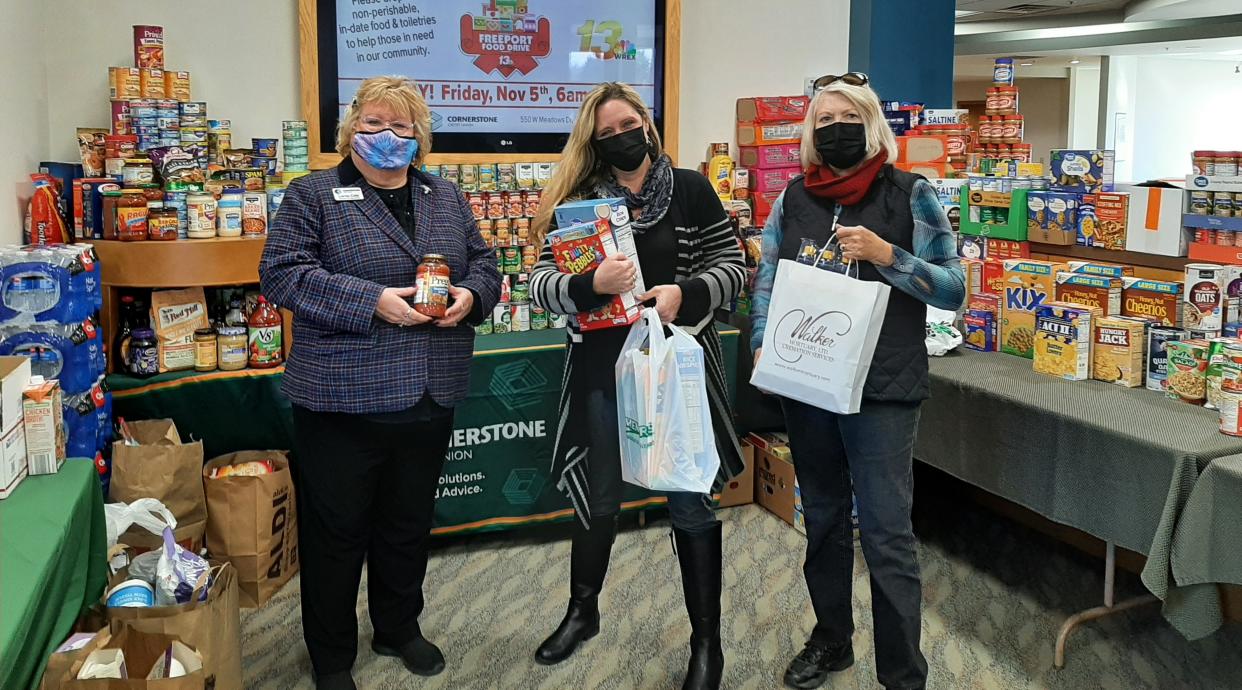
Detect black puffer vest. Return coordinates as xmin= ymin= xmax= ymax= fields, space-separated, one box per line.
xmin=777 ymin=165 xmax=929 ymax=402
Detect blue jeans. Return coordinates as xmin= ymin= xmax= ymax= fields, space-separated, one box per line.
xmin=584 ymin=388 xmax=717 ymax=533
xmin=782 ymin=398 xmax=927 ymax=690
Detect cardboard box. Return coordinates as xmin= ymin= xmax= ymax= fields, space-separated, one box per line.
xmin=23 ymin=377 xmax=65 ymax=475
xmin=1092 ymin=316 xmax=1147 ymax=387
xmin=737 ymin=121 xmax=802 ymax=147
xmin=1000 ymin=260 xmax=1070 ymax=358
xmin=553 ymin=197 xmax=647 ymax=298
xmin=1070 ymin=261 xmax=1134 ymax=279
xmin=1034 ymin=302 xmax=1100 ymax=380
xmin=736 ymin=96 xmax=809 ymax=124
xmin=961 ymin=258 xmax=983 ymax=298
xmin=750 ymin=166 xmax=802 ymax=194
xmin=0 ymin=423 xmax=26 ymax=500
xmin=739 ymin=143 xmax=801 ymax=170
xmin=895 ymin=162 xmax=948 ymax=178
xmin=546 ymin=220 xmax=641 ymax=332
xmin=1056 ymin=272 xmax=1122 ymax=315
xmin=896 ymin=135 xmax=949 ymax=164
xmin=719 ymin=439 xmax=757 ymax=508
xmin=987 ymin=239 xmax=1030 ymax=260
xmin=1122 ymin=277 xmax=1182 ymax=327
xmin=0 ymin=357 xmax=32 ymax=434
xmin=1050 ymin=149 xmax=1115 ymax=193
xmin=1119 ymin=182 xmax=1188 ymax=257
xmin=982 ymin=258 xmax=1005 ymax=295
xmin=755 ymin=443 xmax=801 ymax=529
xmin=1088 ymin=192 xmax=1129 ymax=250
xmin=752 ymin=190 xmax=782 ymax=218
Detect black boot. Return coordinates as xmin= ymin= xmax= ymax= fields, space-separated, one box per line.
xmin=535 ymin=514 xmax=618 ymax=665
xmin=675 ymin=522 xmax=724 ymax=690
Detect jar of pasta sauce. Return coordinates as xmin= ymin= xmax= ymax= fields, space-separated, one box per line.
xmin=413 ymin=254 xmax=451 ymax=318
xmin=116 ymin=190 xmax=148 ymax=241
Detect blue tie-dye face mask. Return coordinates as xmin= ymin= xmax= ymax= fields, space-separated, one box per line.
xmin=352 ymin=129 xmax=419 ymax=170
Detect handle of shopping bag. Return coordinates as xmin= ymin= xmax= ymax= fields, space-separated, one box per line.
xmin=811 ymin=231 xmax=861 ymax=279
xmin=643 ymin=307 xmax=666 ymax=354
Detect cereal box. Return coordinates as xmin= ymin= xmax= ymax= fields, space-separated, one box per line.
xmin=1034 ymin=302 xmax=1099 ymax=380
xmin=1092 ymin=316 xmax=1147 ymax=387
xmin=1055 ymin=272 xmax=1122 ymax=315
xmin=1122 ymin=277 xmax=1181 ymax=326
xmin=1071 ymin=261 xmax=1133 ymax=279
xmin=1000 ymin=260 xmax=1070 ymax=358
xmin=982 ymin=259 xmax=1005 ymax=296
xmin=1050 ymin=149 xmax=1115 ymax=193
xmin=1165 ymin=339 xmax=1209 ymax=404
xmin=547 ymin=219 xmax=641 ymax=332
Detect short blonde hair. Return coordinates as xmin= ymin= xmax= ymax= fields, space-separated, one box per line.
xmin=336 ymin=76 xmax=432 ymax=166
xmin=800 ymin=82 xmax=898 ymax=169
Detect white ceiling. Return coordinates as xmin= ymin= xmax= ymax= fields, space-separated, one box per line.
xmin=956 ymin=0 xmax=1131 ymax=23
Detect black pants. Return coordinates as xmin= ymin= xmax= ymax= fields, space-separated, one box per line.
xmin=582 ymin=387 xmax=717 ymax=532
xmin=782 ymin=399 xmax=928 ymax=690
xmin=291 ymin=404 xmax=454 ymax=677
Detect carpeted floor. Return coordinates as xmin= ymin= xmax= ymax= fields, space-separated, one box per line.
xmin=240 ymin=469 xmax=1242 ymax=689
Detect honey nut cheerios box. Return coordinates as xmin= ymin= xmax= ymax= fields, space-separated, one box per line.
xmin=1001 ymin=260 xmax=1070 ymax=358
xmin=1091 ymin=316 xmax=1148 ymax=387
xmin=1034 ymin=301 xmax=1101 ymax=380
xmin=1122 ymin=277 xmax=1182 ymax=327
xmin=1056 ymin=271 xmax=1122 ymax=316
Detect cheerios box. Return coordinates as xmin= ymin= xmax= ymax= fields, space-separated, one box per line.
xmin=1056 ymin=272 xmax=1122 ymax=315
xmin=1034 ymin=302 xmax=1100 ymax=381
xmin=1001 ymin=260 xmax=1070 ymax=358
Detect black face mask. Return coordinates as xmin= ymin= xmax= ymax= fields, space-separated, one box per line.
xmin=813 ymin=122 xmax=868 ymax=169
xmin=593 ymin=127 xmax=651 ymax=172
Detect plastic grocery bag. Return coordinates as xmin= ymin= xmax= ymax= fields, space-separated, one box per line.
xmin=105 ymin=498 xmax=178 ymax=550
xmin=615 ymin=309 xmax=720 ymax=493
xmin=925 ymin=305 xmax=963 ymax=357
xmin=751 ymin=258 xmax=890 ymax=414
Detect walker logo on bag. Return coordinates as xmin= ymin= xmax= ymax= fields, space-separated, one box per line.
xmin=772 ymin=309 xmax=854 ymax=364
xmin=751 ymin=259 xmax=891 ymax=414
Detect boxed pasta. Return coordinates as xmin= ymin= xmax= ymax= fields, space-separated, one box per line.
xmin=963 ymin=311 xmax=996 ymax=352
xmin=1088 ymin=192 xmax=1129 ymax=250
xmin=1035 ymin=302 xmax=1100 ymax=380
xmin=1050 ymin=149 xmax=1115 ymax=193
xmin=1056 ymin=272 xmax=1122 ymax=315
xmin=1092 ymin=316 xmax=1147 ymax=387
xmin=1165 ymin=339 xmax=1209 ymax=404
xmin=1000 ymin=260 xmax=1069 ymax=358
xmin=1122 ymin=277 xmax=1181 ymax=326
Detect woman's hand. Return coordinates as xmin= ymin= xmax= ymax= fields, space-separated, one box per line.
xmin=754 ymin=348 xmax=763 ymax=369
xmin=593 ymin=252 xmax=637 ymax=295
xmin=376 ymin=287 xmax=433 ymax=327
xmin=836 ymin=225 xmax=894 ymax=267
xmin=437 ymin=286 xmax=475 ymax=328
xmin=640 ymin=285 xmax=682 ymax=324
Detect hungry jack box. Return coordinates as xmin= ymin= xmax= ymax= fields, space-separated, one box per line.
xmin=551 ymin=199 xmax=646 ymax=332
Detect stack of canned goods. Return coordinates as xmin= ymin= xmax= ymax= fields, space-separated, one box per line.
xmin=208 ymin=119 xmax=231 ymax=168
xmin=965 ymin=174 xmax=1048 ymax=225
xmin=283 ymin=120 xmax=309 ymax=173
xmin=179 ymin=102 xmax=209 ymax=168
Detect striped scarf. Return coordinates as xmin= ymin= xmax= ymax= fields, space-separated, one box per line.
xmin=594 ymin=153 xmax=674 ymax=231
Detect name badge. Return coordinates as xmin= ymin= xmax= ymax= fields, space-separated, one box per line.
xmin=332 ymin=187 xmax=364 ymax=201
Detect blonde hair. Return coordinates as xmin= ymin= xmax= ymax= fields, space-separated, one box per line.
xmin=532 ymin=82 xmax=662 ymax=248
xmin=799 ymin=82 xmax=898 ymax=169
xmin=336 ymin=76 xmax=432 ymax=166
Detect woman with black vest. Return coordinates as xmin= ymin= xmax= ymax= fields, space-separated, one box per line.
xmin=750 ymin=75 xmax=965 ymax=690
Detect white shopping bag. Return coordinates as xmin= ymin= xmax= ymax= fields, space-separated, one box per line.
xmin=616 ymin=309 xmax=720 ymax=493
xmin=751 ymin=258 xmax=891 ymax=414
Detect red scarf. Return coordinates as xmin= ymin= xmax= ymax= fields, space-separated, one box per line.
xmin=803 ymin=154 xmax=886 ymax=206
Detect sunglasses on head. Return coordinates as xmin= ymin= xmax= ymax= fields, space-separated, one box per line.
xmin=813 ymin=72 xmax=870 ymax=90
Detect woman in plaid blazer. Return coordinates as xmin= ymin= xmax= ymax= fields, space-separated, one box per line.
xmin=259 ymin=77 xmax=500 ymax=690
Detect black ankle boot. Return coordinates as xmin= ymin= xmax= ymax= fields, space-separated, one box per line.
xmin=675 ymin=522 xmax=724 ymax=690
xmin=535 ymin=514 xmax=618 ymax=665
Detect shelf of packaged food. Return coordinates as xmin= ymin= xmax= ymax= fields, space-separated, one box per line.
xmin=1029 ymin=242 xmax=1191 ymax=281
xmin=93 ymin=237 xmax=266 ymax=289
xmin=1183 ymin=214 xmax=1242 ymax=232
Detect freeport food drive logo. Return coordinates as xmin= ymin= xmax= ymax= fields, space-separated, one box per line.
xmin=460 ymin=1 xmax=551 ymax=77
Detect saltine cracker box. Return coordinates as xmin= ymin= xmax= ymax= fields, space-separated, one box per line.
xmin=23 ymin=376 xmax=65 ymax=475
xmin=0 ymin=357 xmax=32 ymax=499
xmin=1000 ymin=260 xmax=1069 ymax=358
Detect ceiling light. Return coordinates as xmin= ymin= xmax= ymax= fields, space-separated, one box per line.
xmin=1069 ymin=58 xmax=1081 ymax=64
xmin=1020 ymin=61 xmax=1035 ymax=66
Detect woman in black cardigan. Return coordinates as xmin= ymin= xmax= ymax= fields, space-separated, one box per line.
xmin=530 ymin=82 xmax=747 ymax=690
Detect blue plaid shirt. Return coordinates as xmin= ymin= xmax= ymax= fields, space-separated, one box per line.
xmin=750 ymin=178 xmax=964 ymax=351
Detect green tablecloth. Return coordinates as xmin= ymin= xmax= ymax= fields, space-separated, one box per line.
xmin=915 ymin=349 xmax=1242 ymax=638
xmin=108 ymin=326 xmax=740 ymax=535
xmin=0 ymin=459 xmax=108 ymax=690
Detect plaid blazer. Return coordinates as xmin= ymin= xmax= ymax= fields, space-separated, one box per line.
xmin=259 ymin=161 xmax=501 ymax=413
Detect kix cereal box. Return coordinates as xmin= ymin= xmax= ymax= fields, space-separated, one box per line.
xmin=1001 ymin=260 xmax=1070 ymax=358
xmin=1092 ymin=316 xmax=1147 ymax=387
xmin=1055 ymin=271 xmax=1122 ymax=315
xmin=1122 ymin=277 xmax=1182 ymax=327
xmin=1034 ymin=302 xmax=1100 ymax=381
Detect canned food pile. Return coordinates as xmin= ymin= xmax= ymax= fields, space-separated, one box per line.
xmin=74 ymin=25 xmax=303 ymax=243
xmin=1187 ymin=150 xmax=1242 ymax=249
xmin=421 ymin=161 xmax=566 ymax=336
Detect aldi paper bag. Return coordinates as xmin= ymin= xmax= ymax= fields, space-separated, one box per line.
xmin=105 ymin=563 xmax=240 ymax=690
xmin=110 ymin=420 xmax=206 ymax=549
xmin=203 ymin=451 xmax=298 ymax=607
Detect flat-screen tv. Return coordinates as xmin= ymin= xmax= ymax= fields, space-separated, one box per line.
xmin=316 ymin=0 xmax=666 ymax=155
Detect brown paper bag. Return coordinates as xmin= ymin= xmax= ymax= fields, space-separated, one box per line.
xmin=110 ymin=420 xmax=207 ymax=549
xmin=61 ymin=623 xmax=205 ymax=689
xmin=105 ymin=563 xmax=241 ymax=690
xmin=40 ymin=630 xmax=106 ymax=690
xmin=203 ymin=451 xmax=299 ymax=607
